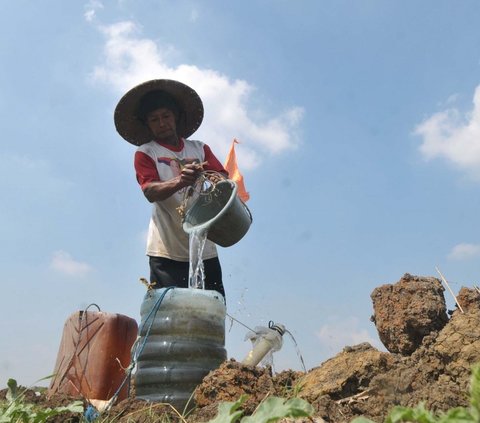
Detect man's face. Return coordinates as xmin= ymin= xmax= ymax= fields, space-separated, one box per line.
xmin=146 ymin=107 xmax=177 ymax=143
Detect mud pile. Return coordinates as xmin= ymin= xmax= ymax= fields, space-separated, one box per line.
xmin=370 ymin=273 xmax=449 ymax=354
xmin=189 ymin=273 xmax=480 ymax=422
xmin=2 ymin=273 xmax=480 ymax=422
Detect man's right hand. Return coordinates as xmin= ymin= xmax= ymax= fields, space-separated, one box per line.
xmin=179 ymin=162 xmax=203 ymax=186
xmin=143 ymin=162 xmax=204 ymax=203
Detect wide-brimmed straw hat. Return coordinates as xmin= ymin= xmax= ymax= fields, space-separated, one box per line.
xmin=114 ymin=79 xmax=204 ymax=146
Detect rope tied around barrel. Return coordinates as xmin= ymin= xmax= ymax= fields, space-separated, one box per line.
xmin=95 ymin=287 xmax=175 ymax=416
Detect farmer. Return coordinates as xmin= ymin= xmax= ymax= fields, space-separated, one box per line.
xmin=114 ymin=79 xmax=227 ymax=297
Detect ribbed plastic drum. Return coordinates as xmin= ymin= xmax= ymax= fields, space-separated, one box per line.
xmin=135 ymin=288 xmax=226 ymax=409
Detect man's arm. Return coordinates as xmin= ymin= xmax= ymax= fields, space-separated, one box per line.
xmin=135 ymin=151 xmax=204 ymax=203
xmin=203 ymin=144 xmax=229 ymax=177
xmin=142 ymin=163 xmax=202 ymax=203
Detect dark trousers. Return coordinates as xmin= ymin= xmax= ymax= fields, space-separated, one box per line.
xmin=149 ymin=256 xmax=225 ymax=299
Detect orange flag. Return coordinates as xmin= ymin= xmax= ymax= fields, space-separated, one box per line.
xmin=224 ymin=139 xmax=250 ymax=202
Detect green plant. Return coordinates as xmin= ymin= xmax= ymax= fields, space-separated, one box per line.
xmin=351 ymin=363 xmax=480 ymax=423
xmin=291 ymin=379 xmax=306 ymax=398
xmin=272 ymin=377 xmax=305 ymax=400
xmin=207 ymin=394 xmax=314 ymax=423
xmin=383 ymin=403 xmax=438 ymax=423
xmin=0 ymin=378 xmax=83 ymax=423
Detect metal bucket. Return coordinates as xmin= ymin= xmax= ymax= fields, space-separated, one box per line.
xmin=183 ymin=180 xmax=252 ymax=247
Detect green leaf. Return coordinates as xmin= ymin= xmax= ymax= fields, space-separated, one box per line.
xmin=208 ymin=395 xmax=247 ymax=423
xmin=351 ymin=418 xmax=377 ymax=423
xmin=0 ymin=401 xmax=33 ymax=421
xmin=470 ymin=363 xmax=480 ymax=414
xmin=241 ymin=396 xmax=314 ymax=423
xmin=385 ymin=406 xmax=414 ymax=423
xmin=0 ymin=392 xmax=83 ymax=423
xmin=32 ymin=374 xmax=56 ymax=384
xmin=31 ymin=401 xmax=84 ymax=423
xmin=468 ymin=407 xmax=480 ymax=422
xmin=437 ymin=406 xmax=476 ymax=422
xmin=6 ymin=378 xmax=18 ymax=402
xmin=386 ymin=403 xmax=436 ymax=423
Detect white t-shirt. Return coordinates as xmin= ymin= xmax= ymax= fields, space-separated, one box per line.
xmin=135 ymin=138 xmax=224 ymax=261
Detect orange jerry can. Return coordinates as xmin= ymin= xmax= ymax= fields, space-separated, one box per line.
xmin=48 ymin=308 xmax=138 ymax=401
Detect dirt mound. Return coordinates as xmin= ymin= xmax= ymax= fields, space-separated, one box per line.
xmin=3 ymin=274 xmax=480 ymax=422
xmin=189 ymin=274 xmax=480 ymax=422
xmin=370 ymin=273 xmax=449 ymax=355
xmin=190 ymin=361 xmax=302 ymax=421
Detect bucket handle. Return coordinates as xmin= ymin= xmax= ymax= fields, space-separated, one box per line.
xmin=178 ymin=170 xmax=228 ymax=222
xmin=241 ymin=200 xmax=253 ymax=223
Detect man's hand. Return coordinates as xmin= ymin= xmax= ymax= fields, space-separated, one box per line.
xmin=179 ymin=162 xmax=204 ymax=187
xmin=143 ymin=161 xmax=207 ymax=203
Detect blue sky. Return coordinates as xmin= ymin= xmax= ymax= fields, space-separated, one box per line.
xmin=2 ymin=1 xmax=480 ymax=387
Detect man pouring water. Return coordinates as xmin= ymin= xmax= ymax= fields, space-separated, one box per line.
xmin=114 ymin=79 xmax=227 ymax=297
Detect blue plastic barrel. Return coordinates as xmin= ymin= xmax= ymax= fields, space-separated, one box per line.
xmin=135 ymin=288 xmax=226 ymax=410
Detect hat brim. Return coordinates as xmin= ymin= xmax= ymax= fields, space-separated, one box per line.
xmin=114 ymin=79 xmax=204 ymax=146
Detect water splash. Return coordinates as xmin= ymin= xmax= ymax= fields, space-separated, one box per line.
xmin=188 ymin=228 xmax=208 ymax=289
xmin=284 ymin=329 xmax=307 ymax=373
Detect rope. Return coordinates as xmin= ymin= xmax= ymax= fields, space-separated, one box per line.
xmin=84 ymin=303 xmax=101 ymax=312
xmin=177 ymin=170 xmax=227 ymax=220
xmin=87 ymin=287 xmax=175 ymax=419
xmin=51 ymin=304 xmax=102 ymax=396
xmin=226 ymin=312 xmax=256 ymax=333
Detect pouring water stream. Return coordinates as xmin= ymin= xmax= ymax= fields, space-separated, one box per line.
xmin=188 ymin=228 xmax=208 ymax=289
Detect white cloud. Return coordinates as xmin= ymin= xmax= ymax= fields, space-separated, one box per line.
xmin=89 ymin=21 xmax=304 ymax=169
xmin=316 ymin=316 xmax=382 ymax=354
xmin=84 ymin=0 xmax=104 ymax=22
xmin=50 ymin=250 xmax=93 ymax=276
xmin=447 ymin=243 xmax=480 ymax=261
xmin=415 ymin=85 xmax=480 ymax=180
